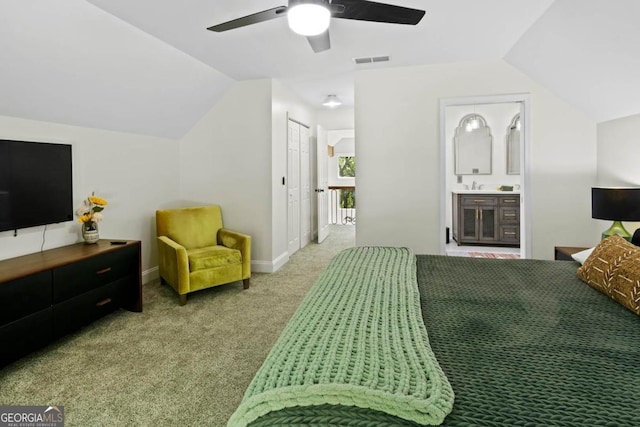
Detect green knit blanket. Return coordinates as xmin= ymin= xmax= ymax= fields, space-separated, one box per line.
xmin=227 ymin=247 xmax=454 ymax=426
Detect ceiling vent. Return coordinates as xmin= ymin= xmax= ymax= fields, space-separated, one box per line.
xmin=353 ymin=55 xmax=390 ymax=65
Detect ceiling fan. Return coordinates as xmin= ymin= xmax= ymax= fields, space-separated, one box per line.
xmin=207 ymin=0 xmax=425 ymax=53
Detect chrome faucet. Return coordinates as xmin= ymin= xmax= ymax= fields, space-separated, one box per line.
xmin=471 ymin=181 xmax=477 ymax=190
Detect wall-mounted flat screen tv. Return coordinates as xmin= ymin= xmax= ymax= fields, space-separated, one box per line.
xmin=0 ymin=139 xmax=73 ymax=233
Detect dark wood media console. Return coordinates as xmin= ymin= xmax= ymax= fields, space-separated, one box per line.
xmin=0 ymin=240 xmax=142 ymax=367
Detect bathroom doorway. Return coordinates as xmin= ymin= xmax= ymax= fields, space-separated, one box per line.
xmin=439 ymin=94 xmax=531 ymax=259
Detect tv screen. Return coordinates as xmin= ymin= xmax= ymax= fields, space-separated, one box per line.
xmin=0 ymin=140 xmax=73 ymax=233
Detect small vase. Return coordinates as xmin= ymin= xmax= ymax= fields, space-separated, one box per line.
xmin=82 ymin=222 xmax=100 ymax=244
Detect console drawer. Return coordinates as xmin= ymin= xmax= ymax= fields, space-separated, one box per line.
xmin=53 ymin=245 xmax=138 ymax=303
xmin=53 ymin=276 xmax=131 ymax=338
xmin=0 ymin=271 xmax=51 ymax=326
xmin=0 ymin=308 xmax=52 ymax=366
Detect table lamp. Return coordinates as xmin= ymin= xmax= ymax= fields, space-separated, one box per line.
xmin=592 ymin=187 xmax=640 ymax=241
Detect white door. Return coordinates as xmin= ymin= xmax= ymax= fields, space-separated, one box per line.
xmin=316 ymin=125 xmax=329 ymax=243
xmin=300 ymin=125 xmax=311 ymax=248
xmin=287 ymin=119 xmax=300 ymax=255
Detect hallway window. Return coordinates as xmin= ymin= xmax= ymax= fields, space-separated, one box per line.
xmin=338 ymin=156 xmax=355 ymax=177
xmin=340 ymin=189 xmax=355 ymax=209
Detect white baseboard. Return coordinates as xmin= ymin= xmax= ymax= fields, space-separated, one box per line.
xmin=142 ymin=266 xmax=159 ymax=284
xmin=252 ymin=251 xmax=289 ymax=273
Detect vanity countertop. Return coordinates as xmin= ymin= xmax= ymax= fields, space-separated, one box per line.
xmin=452 ymin=190 xmax=520 ymax=195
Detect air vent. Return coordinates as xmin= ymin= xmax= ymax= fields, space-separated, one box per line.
xmin=354 ymin=57 xmax=372 ymax=64
xmin=353 ymin=55 xmax=390 ymax=65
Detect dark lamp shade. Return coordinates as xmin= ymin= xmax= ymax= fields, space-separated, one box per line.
xmin=592 ymin=187 xmax=640 ymax=221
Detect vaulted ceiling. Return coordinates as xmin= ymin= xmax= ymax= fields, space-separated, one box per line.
xmin=1 ymin=1 xmax=638 ymax=138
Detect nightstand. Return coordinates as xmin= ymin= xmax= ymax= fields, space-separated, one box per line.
xmin=554 ymin=246 xmax=589 ymax=261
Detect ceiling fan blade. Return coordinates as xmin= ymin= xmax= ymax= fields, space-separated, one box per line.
xmin=330 ymin=0 xmax=425 ymax=25
xmin=207 ymin=6 xmax=288 ymax=32
xmin=307 ymin=31 xmax=331 ymax=53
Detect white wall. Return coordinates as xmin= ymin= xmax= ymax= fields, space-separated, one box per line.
xmin=0 ymin=115 xmax=179 ymax=279
xmin=317 ymin=108 xmax=355 ymax=131
xmin=179 ymin=80 xmax=273 ymax=269
xmin=597 ymin=113 xmax=640 ymax=234
xmin=355 ymin=60 xmax=599 ymax=259
xmin=179 ymin=79 xmax=316 ymax=273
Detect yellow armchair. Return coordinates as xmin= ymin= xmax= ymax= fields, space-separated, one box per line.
xmin=156 ymin=205 xmax=251 ymax=305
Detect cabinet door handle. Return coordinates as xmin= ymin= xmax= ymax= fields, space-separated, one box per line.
xmin=480 ymin=209 xmax=483 ymax=221
xmin=96 ymin=298 xmax=112 ymax=307
xmin=476 ymin=208 xmax=479 ymax=220
xmin=96 ymin=267 xmax=112 ymax=275
xmin=504 ymin=199 xmax=517 ymax=203
xmin=504 ymin=232 xmax=517 ymax=235
xmin=504 ymin=213 xmax=516 ymax=217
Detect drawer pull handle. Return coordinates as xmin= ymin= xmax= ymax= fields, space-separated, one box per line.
xmin=96 ymin=267 xmax=112 ymax=275
xmin=96 ymin=298 xmax=112 ymax=307
xmin=473 ymin=200 xmax=485 ymax=203
xmin=504 ymin=214 xmax=516 ymax=217
xmin=504 ymin=200 xmax=517 ymax=203
xmin=504 ymin=232 xmax=517 ymax=235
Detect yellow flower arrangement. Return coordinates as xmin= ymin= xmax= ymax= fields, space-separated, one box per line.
xmin=76 ymin=192 xmax=108 ymax=230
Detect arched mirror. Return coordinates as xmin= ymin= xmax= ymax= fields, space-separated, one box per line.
xmin=454 ymin=114 xmax=492 ymax=175
xmin=506 ymin=114 xmax=520 ymax=175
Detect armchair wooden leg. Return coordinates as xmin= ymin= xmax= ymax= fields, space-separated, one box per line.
xmin=243 ymin=278 xmax=250 ymax=289
xmin=179 ymin=294 xmax=187 ymax=306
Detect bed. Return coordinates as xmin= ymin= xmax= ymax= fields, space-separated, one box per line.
xmin=228 ymin=240 xmax=640 ymax=426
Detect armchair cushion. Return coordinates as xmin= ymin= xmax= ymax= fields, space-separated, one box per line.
xmin=188 ymin=246 xmax=242 ymax=271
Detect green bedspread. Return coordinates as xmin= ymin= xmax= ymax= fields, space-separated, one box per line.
xmin=417 ymin=255 xmax=640 ymax=426
xmin=227 ymin=247 xmax=454 ymax=427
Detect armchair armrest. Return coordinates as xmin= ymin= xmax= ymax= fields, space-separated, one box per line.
xmin=157 ymin=236 xmax=190 ymax=294
xmin=218 ymin=228 xmax=251 ymax=279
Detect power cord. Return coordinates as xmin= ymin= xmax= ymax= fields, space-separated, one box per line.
xmin=41 ymin=224 xmax=47 ymax=252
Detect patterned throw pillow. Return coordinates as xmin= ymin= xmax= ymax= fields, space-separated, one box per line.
xmin=577 ymin=235 xmax=640 ymax=316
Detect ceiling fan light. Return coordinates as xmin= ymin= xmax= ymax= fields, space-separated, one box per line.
xmin=287 ymin=3 xmax=330 ymax=36
xmin=322 ymin=95 xmax=342 ymax=108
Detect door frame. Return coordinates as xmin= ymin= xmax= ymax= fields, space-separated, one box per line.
xmin=439 ymin=93 xmax=531 ymax=258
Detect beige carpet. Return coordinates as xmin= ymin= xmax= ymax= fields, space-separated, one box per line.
xmin=0 ymin=225 xmax=355 ymax=427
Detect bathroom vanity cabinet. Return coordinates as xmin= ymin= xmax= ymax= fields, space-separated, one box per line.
xmin=452 ymin=192 xmax=520 ymax=246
